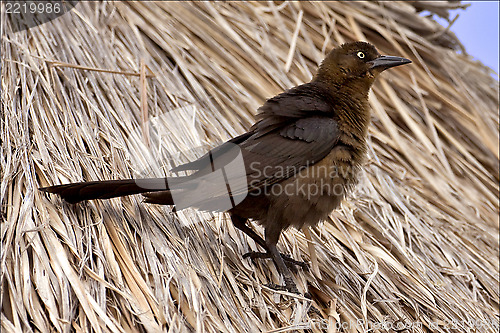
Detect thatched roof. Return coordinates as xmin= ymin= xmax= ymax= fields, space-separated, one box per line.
xmin=2 ymin=1 xmax=498 ymax=332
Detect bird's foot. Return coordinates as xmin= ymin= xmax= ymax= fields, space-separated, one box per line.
xmin=243 ymin=251 xmax=309 ymax=272
xmin=265 ymin=277 xmax=300 ymax=294
xmin=281 ymin=253 xmax=310 ymax=271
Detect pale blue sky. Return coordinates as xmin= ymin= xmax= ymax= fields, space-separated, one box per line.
xmin=438 ymin=1 xmax=499 ymax=74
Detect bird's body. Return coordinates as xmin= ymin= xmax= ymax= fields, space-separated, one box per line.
xmin=41 ymin=42 xmax=411 ymax=293
xmin=230 ymin=81 xmax=369 ymax=233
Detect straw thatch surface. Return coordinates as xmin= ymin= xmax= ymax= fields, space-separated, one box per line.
xmin=2 ymin=1 xmax=498 ymax=332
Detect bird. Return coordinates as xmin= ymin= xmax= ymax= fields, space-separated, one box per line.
xmin=40 ymin=41 xmax=411 ymax=294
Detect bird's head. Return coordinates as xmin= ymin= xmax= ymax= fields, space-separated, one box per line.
xmin=315 ymin=41 xmax=411 ymax=88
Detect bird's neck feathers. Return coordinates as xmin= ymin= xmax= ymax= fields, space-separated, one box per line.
xmin=313 ymin=73 xmax=373 ymax=139
xmin=337 ymin=84 xmax=371 ymax=139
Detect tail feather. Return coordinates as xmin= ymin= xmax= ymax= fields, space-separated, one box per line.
xmin=40 ymin=178 xmax=169 ymax=204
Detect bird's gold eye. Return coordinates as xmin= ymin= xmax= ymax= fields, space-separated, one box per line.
xmin=357 ymin=51 xmax=365 ymax=59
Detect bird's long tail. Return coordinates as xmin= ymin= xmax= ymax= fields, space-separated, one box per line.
xmin=40 ymin=178 xmax=172 ymax=204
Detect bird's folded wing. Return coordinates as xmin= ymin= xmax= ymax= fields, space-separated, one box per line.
xmin=167 ymin=84 xmax=342 ymax=203
xmin=238 ymin=116 xmax=340 ymax=193
xmin=158 ymin=116 xmax=340 ymax=211
xmin=172 ymin=83 xmax=336 ymax=174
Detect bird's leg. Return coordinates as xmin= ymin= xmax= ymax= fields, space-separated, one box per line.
xmin=230 ymin=214 xmax=268 ymax=249
xmin=264 ymin=228 xmax=299 ymax=294
xmin=230 ymin=214 xmax=309 ymax=270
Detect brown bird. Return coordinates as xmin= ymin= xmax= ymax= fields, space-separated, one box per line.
xmin=40 ymin=42 xmax=411 ymax=294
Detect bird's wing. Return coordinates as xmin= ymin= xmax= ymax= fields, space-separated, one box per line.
xmin=239 ymin=116 xmax=339 ymax=193
xmin=156 ymin=115 xmax=340 ymax=211
xmin=172 ymin=82 xmax=335 ymax=175
xmin=152 ymin=85 xmax=342 ymax=210
xmin=180 ymin=115 xmax=340 ymax=199
xmin=164 ymin=83 xmax=342 ymax=204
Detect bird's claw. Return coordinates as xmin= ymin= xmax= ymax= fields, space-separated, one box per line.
xmin=243 ymin=251 xmax=309 ymax=272
xmin=280 ymin=253 xmax=310 ymax=271
xmin=264 ymin=280 xmax=300 ymax=295
xmin=242 ymin=251 xmax=268 ymax=260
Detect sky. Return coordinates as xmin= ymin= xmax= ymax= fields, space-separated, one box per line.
xmin=434 ymin=1 xmax=499 ymax=74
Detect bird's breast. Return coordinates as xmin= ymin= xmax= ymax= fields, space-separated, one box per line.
xmin=296 ymin=143 xmax=364 ymax=191
xmin=263 ymin=143 xmax=365 ymax=230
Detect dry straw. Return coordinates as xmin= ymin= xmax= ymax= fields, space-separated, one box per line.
xmin=2 ymin=1 xmax=498 ymax=332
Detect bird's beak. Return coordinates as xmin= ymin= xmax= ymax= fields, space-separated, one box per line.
xmin=368 ymin=55 xmax=411 ymax=70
